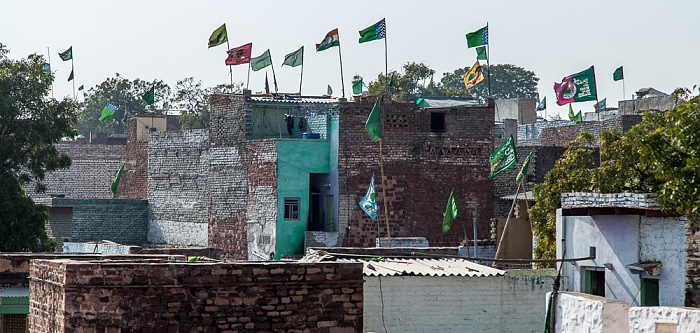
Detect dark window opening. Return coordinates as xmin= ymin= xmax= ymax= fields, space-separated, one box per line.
xmin=584 ymin=269 xmax=605 ymax=297
xmin=430 ymin=112 xmax=446 ymax=132
xmin=641 ymin=278 xmax=659 ymax=306
xmin=284 ymin=198 xmax=299 ymax=220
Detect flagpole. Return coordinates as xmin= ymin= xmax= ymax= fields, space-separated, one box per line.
xmin=622 ymin=76 xmax=626 ymax=104
xmin=299 ymin=62 xmax=304 ymax=95
xmin=379 ymin=136 xmax=391 ymax=248
xmin=71 ymin=58 xmax=76 ymax=100
xmin=486 ymin=22 xmax=491 ymax=97
xmin=494 ymin=181 xmax=521 ymax=262
xmin=247 ymin=62 xmax=251 ymax=90
xmin=271 ymin=60 xmax=279 ymax=94
xmin=384 ymin=19 xmax=389 ymax=93
xmin=47 ymin=47 xmax=54 ymax=98
xmin=593 ymin=66 xmax=602 ymax=167
xmin=226 ymin=40 xmax=233 ymax=88
xmin=338 ymin=41 xmax=346 ymax=98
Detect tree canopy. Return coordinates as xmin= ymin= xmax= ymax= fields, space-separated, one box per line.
xmin=0 ymin=43 xmax=77 ymax=251
xmin=530 ymin=89 xmax=700 ymax=266
xmin=362 ymin=62 xmax=539 ymax=102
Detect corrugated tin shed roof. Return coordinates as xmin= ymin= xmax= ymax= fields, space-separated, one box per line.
xmin=338 ymin=258 xmax=505 ymax=277
xmin=419 ymin=97 xmax=480 ymax=108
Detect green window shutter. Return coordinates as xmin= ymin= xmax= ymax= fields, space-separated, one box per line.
xmin=641 ymin=278 xmax=659 ymax=306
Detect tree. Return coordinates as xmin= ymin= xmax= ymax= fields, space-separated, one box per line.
xmin=0 ymin=43 xmax=76 ymax=251
xmin=366 ymin=62 xmax=441 ymax=102
xmin=79 ymin=74 xmax=171 ymax=135
xmin=441 ymin=64 xmax=539 ymax=100
xmin=174 ymin=78 xmax=242 ymax=130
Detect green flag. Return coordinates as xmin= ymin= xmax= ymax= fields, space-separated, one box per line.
xmin=516 ymin=151 xmax=533 ymax=184
xmin=142 ymin=86 xmax=155 ymax=105
xmin=359 ymin=18 xmax=386 ymax=43
xmin=365 ymin=97 xmax=382 ymax=142
xmin=100 ymin=103 xmax=117 ymax=123
xmin=59 ymin=46 xmax=72 ymax=61
xmin=251 ymin=50 xmax=272 ymax=71
xmin=352 ymin=78 xmax=363 ymax=95
xmin=476 ymin=46 xmax=487 ymax=60
xmin=416 ymin=97 xmax=431 ymax=108
xmin=442 ymin=189 xmax=460 ymax=233
xmin=613 ymin=66 xmax=623 ymax=81
xmin=67 ymin=69 xmax=74 ymax=81
xmin=208 ymin=24 xmax=228 ymax=48
xmin=575 ymin=110 xmax=583 ymax=122
xmin=282 ymin=46 xmax=304 ymax=67
xmin=327 ymin=85 xmax=333 ymax=96
xmin=568 ymin=104 xmax=575 ymax=121
xmin=111 ymin=163 xmax=125 ymax=195
xmin=466 ymin=26 xmax=488 ymax=48
xmin=78 ymin=85 xmax=84 ymax=91
xmin=489 ymin=135 xmax=517 ymax=179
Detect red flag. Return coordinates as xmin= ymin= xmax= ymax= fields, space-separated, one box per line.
xmin=554 ymin=76 xmax=574 ymax=106
xmin=225 ymin=43 xmax=252 ymax=66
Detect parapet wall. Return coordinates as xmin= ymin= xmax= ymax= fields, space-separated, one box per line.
xmin=29 ymin=259 xmax=364 ymax=333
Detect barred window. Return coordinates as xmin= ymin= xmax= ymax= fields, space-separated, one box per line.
xmin=284 ymin=198 xmax=300 ymax=220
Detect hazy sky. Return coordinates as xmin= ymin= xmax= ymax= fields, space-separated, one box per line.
xmin=4 ymin=0 xmax=700 ymax=117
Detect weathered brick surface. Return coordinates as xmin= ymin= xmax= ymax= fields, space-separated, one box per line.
xmin=538 ymin=114 xmax=642 ymax=146
xmin=52 ymin=198 xmax=148 ymax=245
xmin=26 ymin=144 xmax=125 ymax=202
xmin=148 ymin=130 xmax=210 ymax=246
xmin=29 ymin=260 xmax=364 ymax=332
xmin=46 ymin=207 xmax=73 ymax=251
xmin=338 ymin=100 xmax=495 ymax=247
xmin=686 ymin=225 xmax=700 ymax=307
xmin=121 ymin=117 xmax=148 ymax=199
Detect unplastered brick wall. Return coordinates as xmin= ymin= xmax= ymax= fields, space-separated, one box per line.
xmin=148 ymin=129 xmax=210 ymax=246
xmin=560 ymin=192 xmax=660 ymax=209
xmin=26 ymin=143 xmax=125 ymax=202
xmin=686 ymin=225 xmax=700 ymax=307
xmin=28 ymin=259 xmax=364 ymax=332
xmin=538 ymin=114 xmax=642 ymax=147
xmin=53 ymin=198 xmax=148 ymax=245
xmin=209 ymin=94 xmax=280 ymax=260
xmin=122 ymin=117 xmax=148 ymax=199
xmin=338 ymin=100 xmax=494 ymax=248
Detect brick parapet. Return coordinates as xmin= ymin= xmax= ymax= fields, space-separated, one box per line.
xmin=560 ymin=192 xmax=660 ymax=209
xmin=29 ymin=260 xmax=364 ymax=332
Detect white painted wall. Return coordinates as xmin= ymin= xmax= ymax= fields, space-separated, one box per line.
xmin=552 ymin=292 xmax=629 ymax=333
xmin=558 ymin=213 xmax=641 ymax=304
xmin=556 ymin=211 xmax=687 ymax=307
xmin=639 ymin=217 xmax=687 ymax=306
xmin=147 ymin=220 xmax=208 ymax=246
xmin=629 ymin=306 xmax=700 ymax=333
xmin=363 ymin=270 xmax=556 ymax=333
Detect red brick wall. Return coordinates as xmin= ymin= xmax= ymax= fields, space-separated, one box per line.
xmin=121 ymin=117 xmax=148 ymax=199
xmin=338 ymin=100 xmax=495 ymax=247
xmin=29 ymin=259 xmax=364 ymax=332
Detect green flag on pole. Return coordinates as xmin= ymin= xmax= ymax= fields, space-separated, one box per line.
xmin=282 ymin=46 xmax=304 ymax=67
xmin=59 ymin=46 xmax=72 ymax=61
xmin=359 ymin=18 xmax=386 ymax=43
xmin=111 ymin=163 xmax=125 ymax=195
xmin=465 ymin=26 xmax=488 ymax=48
xmin=575 ymin=110 xmax=583 ymax=123
xmin=208 ymin=24 xmax=228 ymax=48
xmin=352 ymin=78 xmax=363 ymax=95
xmin=365 ymin=97 xmax=382 ymax=142
xmin=100 ymin=103 xmax=117 ymax=123
xmin=568 ymin=104 xmax=575 ymax=121
xmin=516 ymin=151 xmax=533 ymax=184
xmin=489 ymin=135 xmax=517 ymax=179
xmin=613 ymin=66 xmax=624 ymax=81
xmin=442 ymin=189 xmax=460 ymax=233
xmin=67 ymin=69 xmax=74 ymax=81
xmin=142 ymin=86 xmax=155 ymax=105
xmin=476 ymin=46 xmax=487 ymax=60
xmin=251 ymin=50 xmax=272 ymax=71
xmin=78 ymin=85 xmax=84 ymax=91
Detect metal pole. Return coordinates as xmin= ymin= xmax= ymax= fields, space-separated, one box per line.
xmin=378 ymin=125 xmax=391 ymax=248
xmin=338 ymin=41 xmax=346 ymax=98
xmin=47 ymin=47 xmax=54 ymax=98
xmin=246 ymin=62 xmax=251 ymax=90
xmin=486 ymin=22 xmax=491 ymax=97
xmin=299 ymin=62 xmax=304 ymax=95
xmin=473 ymin=216 xmax=478 ymax=259
xmin=384 ymin=19 xmax=388 ymax=93
xmin=271 ymin=58 xmax=279 ymax=94
xmin=71 ymin=58 xmax=76 ymax=100
xmin=226 ymin=40 xmax=233 ymax=88
xmin=494 ymin=181 xmax=522 ymax=260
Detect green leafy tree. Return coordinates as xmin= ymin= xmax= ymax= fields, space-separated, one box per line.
xmin=0 ymin=43 xmax=76 ymax=251
xmin=79 ymin=74 xmax=171 ymax=135
xmin=441 ymin=64 xmax=539 ymax=100
xmin=367 ymin=62 xmax=441 ymax=101
xmin=174 ymin=78 xmax=242 ymax=130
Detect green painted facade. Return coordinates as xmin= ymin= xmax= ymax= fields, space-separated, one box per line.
xmin=275 ymin=140 xmax=330 ymax=259
xmin=0 ymin=296 xmax=29 ymax=314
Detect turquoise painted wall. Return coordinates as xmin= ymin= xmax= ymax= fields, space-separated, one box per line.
xmin=276 ymin=140 xmax=330 ymax=259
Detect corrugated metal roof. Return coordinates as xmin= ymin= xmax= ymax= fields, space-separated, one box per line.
xmin=501 ymin=191 xmax=534 ymax=201
xmin=0 ymin=287 xmax=29 ymax=298
xmin=338 ymin=258 xmax=505 ymax=277
xmin=419 ymin=97 xmax=481 ymax=108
